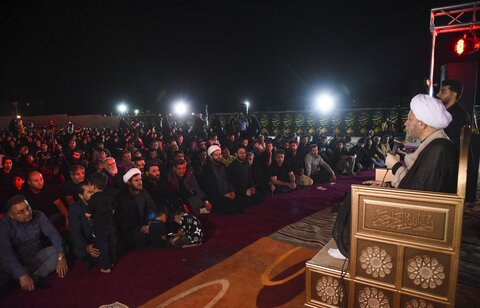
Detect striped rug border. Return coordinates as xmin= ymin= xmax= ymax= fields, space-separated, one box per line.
xmin=269 ymin=206 xmax=337 ymax=249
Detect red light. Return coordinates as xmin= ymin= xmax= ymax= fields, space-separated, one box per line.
xmin=454 ymin=32 xmax=480 ymax=56
xmin=455 ymin=38 xmax=465 ymax=55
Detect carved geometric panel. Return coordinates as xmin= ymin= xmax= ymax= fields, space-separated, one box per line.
xmin=355 ymin=283 xmax=394 ymax=308
xmin=310 ymin=272 xmax=348 ymax=307
xmin=400 ymin=294 xmax=448 ymax=308
xmin=356 ymin=239 xmax=397 ymax=286
xmin=402 ymin=248 xmax=451 ymax=298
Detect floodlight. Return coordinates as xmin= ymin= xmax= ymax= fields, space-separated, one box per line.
xmin=134 ymin=109 xmax=139 ymax=115
xmin=117 ymin=103 xmax=128 ymax=114
xmin=173 ymin=100 xmax=188 ymax=116
xmin=314 ymin=93 xmax=335 ymax=113
xmin=244 ymin=100 xmax=250 ymax=115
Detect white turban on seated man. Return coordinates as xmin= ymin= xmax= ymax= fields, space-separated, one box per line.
xmin=387 ymin=94 xmax=457 ymax=192
xmin=330 ymin=94 xmax=458 ymax=260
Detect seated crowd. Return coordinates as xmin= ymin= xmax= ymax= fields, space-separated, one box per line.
xmin=0 ymin=115 xmax=400 ymax=291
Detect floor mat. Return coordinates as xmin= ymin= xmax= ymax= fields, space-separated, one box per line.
xmin=269 ymin=206 xmax=338 ymax=249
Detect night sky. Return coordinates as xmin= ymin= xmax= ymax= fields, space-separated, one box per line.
xmin=0 ymin=1 xmax=466 ymax=115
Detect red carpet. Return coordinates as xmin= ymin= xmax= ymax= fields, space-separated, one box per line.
xmin=0 ymin=171 xmax=373 ymax=307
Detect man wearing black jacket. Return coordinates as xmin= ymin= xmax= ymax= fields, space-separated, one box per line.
xmin=228 ymin=146 xmax=263 ymax=207
xmin=115 ymin=168 xmax=167 ymax=251
xmin=203 ymin=145 xmax=242 ymax=214
xmin=68 ymin=180 xmax=99 ymax=263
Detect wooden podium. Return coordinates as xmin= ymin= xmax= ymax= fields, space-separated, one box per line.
xmin=305 ymin=128 xmax=470 ymax=308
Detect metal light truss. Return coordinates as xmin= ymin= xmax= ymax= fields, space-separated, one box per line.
xmin=429 ymin=1 xmax=480 ymax=95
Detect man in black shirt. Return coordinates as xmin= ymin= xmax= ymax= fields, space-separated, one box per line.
xmin=436 ymin=79 xmax=471 ymax=144
xmin=228 ymin=146 xmax=263 ymax=207
xmin=143 ymin=164 xmax=169 ymax=212
xmin=0 ymin=157 xmax=23 ymax=207
xmin=203 ymin=145 xmax=242 ymax=214
xmin=436 ymin=79 xmax=478 ymax=205
xmin=60 ymin=165 xmax=85 ymax=206
xmin=22 ymin=171 xmax=68 ymax=230
xmin=269 ymin=149 xmax=296 ymax=193
xmin=286 ymin=140 xmax=312 ymax=187
xmin=115 ymin=168 xmax=167 ymax=251
xmin=68 ymin=180 xmax=99 ymax=264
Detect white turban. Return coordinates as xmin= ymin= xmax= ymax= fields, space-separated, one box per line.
xmin=207 ymin=145 xmax=221 ymax=156
xmin=410 ymin=94 xmax=452 ymax=129
xmin=123 ymin=168 xmax=141 ymax=183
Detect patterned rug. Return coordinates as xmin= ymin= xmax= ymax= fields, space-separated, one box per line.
xmin=140 ymin=237 xmax=317 ymax=308
xmin=269 ymin=205 xmax=339 ymax=249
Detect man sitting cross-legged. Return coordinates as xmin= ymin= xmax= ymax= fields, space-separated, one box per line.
xmin=0 ymin=195 xmax=68 ymax=291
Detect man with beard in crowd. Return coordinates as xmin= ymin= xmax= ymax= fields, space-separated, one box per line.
xmin=0 ymin=157 xmax=23 ymax=203
xmin=436 ymin=79 xmax=478 ymax=206
xmin=166 ymin=159 xmax=212 ymax=215
xmin=143 ymin=164 xmax=170 ymax=212
xmin=203 ymin=145 xmax=242 ymax=214
xmin=60 ymin=165 xmax=85 ymax=206
xmin=145 ymin=148 xmax=164 ymax=172
xmin=228 ymin=146 xmax=263 ymax=207
xmin=331 ymin=140 xmax=356 ymax=175
xmin=150 ymin=140 xmax=168 ymax=164
xmin=133 ymin=156 xmax=146 ymax=175
xmin=191 ymin=148 xmax=208 ymax=189
xmin=102 ymin=157 xmax=124 ymax=198
xmin=117 ymin=150 xmax=135 ymax=174
xmin=59 ymin=149 xmax=88 ymax=181
xmin=269 ymin=149 xmax=296 ymax=193
xmin=115 ymin=168 xmax=168 ymax=252
xmin=351 ymin=138 xmax=373 ymax=171
xmin=68 ymin=180 xmax=99 ymax=267
xmin=305 ymin=144 xmax=336 ymax=184
xmin=286 ymin=140 xmax=312 ymax=187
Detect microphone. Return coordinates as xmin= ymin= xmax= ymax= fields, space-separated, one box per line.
xmin=391 ymin=139 xmax=403 ymax=155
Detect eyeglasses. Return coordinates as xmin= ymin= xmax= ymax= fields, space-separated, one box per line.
xmin=15 ymin=206 xmax=32 ymax=215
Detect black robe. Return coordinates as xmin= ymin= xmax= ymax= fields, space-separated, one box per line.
xmin=398 ymin=138 xmax=458 ymax=193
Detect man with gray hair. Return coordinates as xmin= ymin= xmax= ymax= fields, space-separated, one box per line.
xmin=102 ymin=157 xmax=124 ymax=198
xmin=333 ymin=94 xmax=457 ymax=259
xmin=387 ymin=94 xmax=456 ymax=192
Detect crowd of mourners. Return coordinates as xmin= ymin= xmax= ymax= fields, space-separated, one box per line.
xmin=0 ymin=112 xmax=402 ymax=291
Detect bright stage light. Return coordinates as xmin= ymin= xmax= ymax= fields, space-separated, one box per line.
xmin=134 ymin=109 xmax=139 ymax=115
xmin=314 ymin=93 xmax=335 ymax=113
xmin=173 ymin=100 xmax=188 ymax=116
xmin=454 ymin=32 xmax=480 ymax=56
xmin=117 ymin=103 xmax=128 ymax=114
xmin=244 ymin=100 xmax=250 ymax=115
